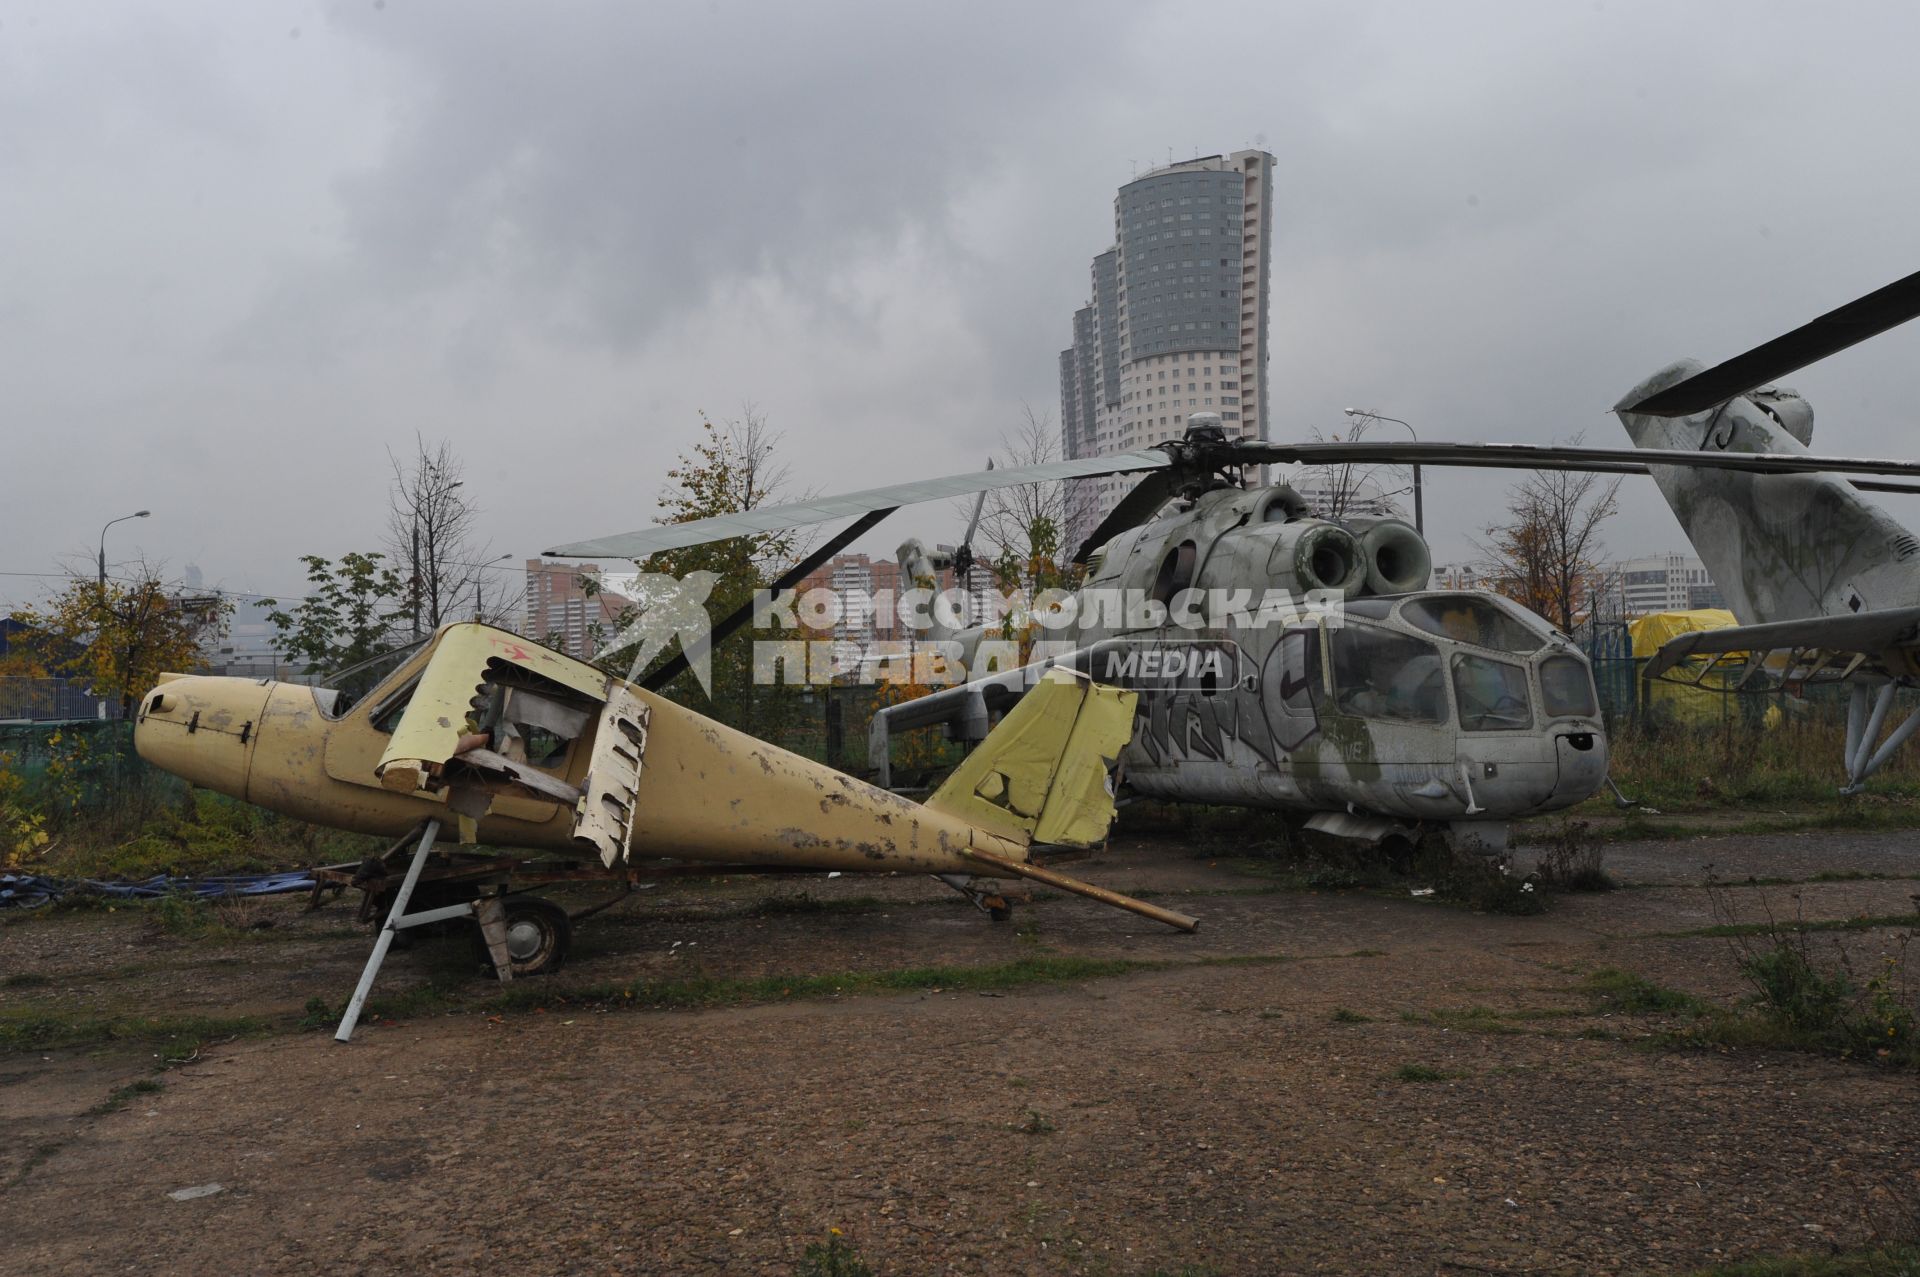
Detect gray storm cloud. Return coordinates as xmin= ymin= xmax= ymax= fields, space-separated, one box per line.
xmin=3 ymin=0 xmax=1919 ymax=606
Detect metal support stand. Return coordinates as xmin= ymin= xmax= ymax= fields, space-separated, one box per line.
xmin=1843 ymin=682 xmax=1920 ymax=794
xmin=335 ymin=820 xmax=478 ymax=1043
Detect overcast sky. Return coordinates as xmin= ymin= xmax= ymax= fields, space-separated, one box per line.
xmin=6 ymin=0 xmax=1920 ymax=610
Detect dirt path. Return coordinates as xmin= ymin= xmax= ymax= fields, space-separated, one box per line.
xmin=5 ymin=828 xmax=1919 ymax=1275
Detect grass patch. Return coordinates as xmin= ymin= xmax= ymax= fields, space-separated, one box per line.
xmin=1599 ymin=715 xmax=1920 ymax=815
xmin=1415 ymin=1004 xmax=1588 ymax=1035
xmin=1665 ymin=914 xmax=1920 ymax=940
xmin=88 ymin=1077 xmax=163 ymax=1116
xmin=2 ymin=972 xmax=51 ymax=989
xmin=0 ymin=1007 xmax=274 ymax=1055
xmin=1584 ymin=967 xmax=1707 ymax=1016
xmin=797 ymin=1234 xmax=874 ymax=1277
xmin=1392 ymin=1063 xmax=1463 ymax=1083
xmin=1015 ymin=1108 xmax=1056 ymax=1135
xmin=1330 ymin=1007 xmax=1371 ymax=1024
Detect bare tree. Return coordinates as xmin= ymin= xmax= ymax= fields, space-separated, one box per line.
xmin=972 ymin=405 xmax=1067 ymax=577
xmin=1474 ymin=439 xmax=1621 ymax=634
xmin=385 ymin=436 xmax=490 ymax=635
xmin=1292 ymin=422 xmax=1413 ymax=521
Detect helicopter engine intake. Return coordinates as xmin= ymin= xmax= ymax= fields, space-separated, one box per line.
xmin=1355 ymin=518 xmax=1433 ymax=596
xmin=1266 ymin=522 xmax=1367 ymax=598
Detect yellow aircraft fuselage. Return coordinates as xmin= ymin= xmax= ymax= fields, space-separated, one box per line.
xmin=133 ymin=625 xmax=1099 ymax=877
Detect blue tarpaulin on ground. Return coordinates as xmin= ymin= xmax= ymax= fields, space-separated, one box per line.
xmin=0 ymin=870 xmax=315 ymax=908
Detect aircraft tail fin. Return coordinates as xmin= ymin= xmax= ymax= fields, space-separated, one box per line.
xmin=922 ymin=668 xmax=1135 ymax=848
xmin=1615 ymin=362 xmax=1920 ymax=625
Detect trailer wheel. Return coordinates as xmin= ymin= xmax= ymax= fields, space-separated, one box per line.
xmin=476 ymin=898 xmax=573 ymax=977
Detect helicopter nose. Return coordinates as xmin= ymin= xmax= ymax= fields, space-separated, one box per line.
xmin=133 ymin=674 xmax=272 ymax=800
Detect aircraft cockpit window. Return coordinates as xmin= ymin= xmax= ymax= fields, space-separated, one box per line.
xmin=1539 ymin=654 xmax=1598 ymax=718
xmin=368 ymin=675 xmax=422 ymax=735
xmin=1330 ymin=627 xmax=1449 ymax=724
xmin=1400 ymin=597 xmax=1543 ymax=654
xmin=1452 ymin=655 xmax=1533 ymax=731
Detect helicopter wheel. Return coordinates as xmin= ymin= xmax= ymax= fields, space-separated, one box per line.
xmin=987 ymin=898 xmax=1014 ymax=923
xmin=474 ymin=898 xmax=573 ymax=977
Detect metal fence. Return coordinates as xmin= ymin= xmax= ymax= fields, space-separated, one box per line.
xmin=0 ymin=676 xmax=117 ymax=723
xmin=1582 ymin=621 xmax=1912 ymax=738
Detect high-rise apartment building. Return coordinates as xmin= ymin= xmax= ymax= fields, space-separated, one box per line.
xmin=1060 ymin=150 xmax=1275 ymax=552
xmin=522 ymin=560 xmax=633 ymax=660
xmin=1600 ymin=553 xmax=1725 ymax=617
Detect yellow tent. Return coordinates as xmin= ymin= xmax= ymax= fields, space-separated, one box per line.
xmin=1628 ymin=610 xmax=1776 ymax=728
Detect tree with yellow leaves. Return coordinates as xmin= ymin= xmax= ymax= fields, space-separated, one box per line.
xmin=5 ymin=568 xmax=229 ymax=715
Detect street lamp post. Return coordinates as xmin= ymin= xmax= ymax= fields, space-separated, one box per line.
xmin=474 ymin=553 xmax=513 ymax=622
xmin=98 ymin=510 xmax=152 ymax=593
xmin=1342 ymin=410 xmax=1422 ymax=535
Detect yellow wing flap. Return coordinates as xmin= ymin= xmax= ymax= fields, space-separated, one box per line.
xmin=923 ymin=670 xmax=1135 ymax=848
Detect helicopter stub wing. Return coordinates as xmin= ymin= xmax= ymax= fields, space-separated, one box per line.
xmin=1644 ymin=606 xmax=1920 ymax=681
xmin=545 ymin=450 xmax=1171 ymax=560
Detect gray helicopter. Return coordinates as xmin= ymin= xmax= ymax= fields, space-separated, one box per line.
xmin=870 ymin=421 xmax=1604 ymax=857
xmin=550 ymin=275 xmax=1920 ymax=852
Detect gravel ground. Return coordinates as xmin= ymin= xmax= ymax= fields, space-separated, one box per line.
xmin=4 ymin=825 xmax=1919 ymax=1275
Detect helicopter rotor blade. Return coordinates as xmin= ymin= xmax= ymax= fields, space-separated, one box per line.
xmin=1072 ymin=470 xmax=1179 ymax=565
xmin=547 ymin=450 xmax=1170 ymax=561
xmin=1234 ymin=440 xmax=1920 ymax=482
xmin=1624 ymin=268 xmax=1920 ymax=417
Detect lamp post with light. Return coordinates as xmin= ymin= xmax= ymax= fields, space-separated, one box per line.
xmin=1341 ymin=409 xmax=1422 ymax=534
xmin=97 ymin=510 xmax=151 ymax=595
xmin=474 ymin=553 xmax=515 ymax=622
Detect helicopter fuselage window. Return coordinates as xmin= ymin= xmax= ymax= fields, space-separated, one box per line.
xmin=1331 ymin=627 xmax=1449 ymax=724
xmin=1452 ymin=655 xmax=1533 ymax=731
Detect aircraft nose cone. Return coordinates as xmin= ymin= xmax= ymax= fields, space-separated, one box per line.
xmin=133 ymin=675 xmax=271 ymax=800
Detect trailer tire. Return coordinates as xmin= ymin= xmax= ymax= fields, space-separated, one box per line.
xmin=476 ymin=898 xmax=573 ymax=977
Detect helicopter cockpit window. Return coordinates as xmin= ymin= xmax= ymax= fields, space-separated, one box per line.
xmin=1452 ymin=655 xmax=1533 ymax=731
xmin=1330 ymin=627 xmax=1449 ymax=724
xmin=1400 ymin=597 xmax=1543 ymax=654
xmin=1539 ymin=654 xmax=1598 ymax=719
